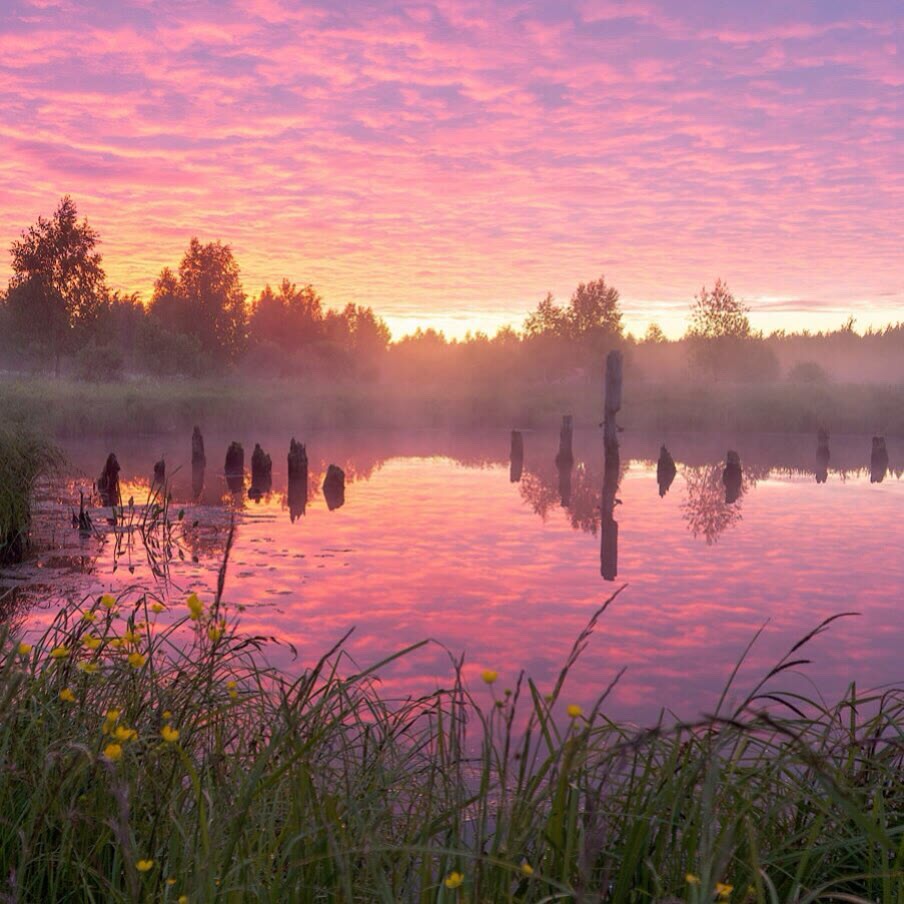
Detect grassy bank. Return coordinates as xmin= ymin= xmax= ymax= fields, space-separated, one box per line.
xmin=0 ymin=429 xmax=61 ymax=564
xmin=1 ymin=585 xmax=901 ymax=902
xmin=0 ymin=375 xmax=902 ymax=437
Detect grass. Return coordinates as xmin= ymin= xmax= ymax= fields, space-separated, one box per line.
xmin=1 ymin=568 xmax=901 ymax=903
xmin=0 ymin=428 xmax=61 ymax=564
xmin=0 ymin=374 xmax=902 ymax=437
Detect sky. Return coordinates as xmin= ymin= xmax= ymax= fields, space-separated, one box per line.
xmin=0 ymin=0 xmax=901 ymax=339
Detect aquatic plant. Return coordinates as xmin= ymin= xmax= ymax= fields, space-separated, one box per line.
xmin=0 ymin=429 xmax=61 ymax=564
xmin=0 ymin=582 xmax=901 ymax=902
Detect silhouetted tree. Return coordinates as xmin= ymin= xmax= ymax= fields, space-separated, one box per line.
xmin=524 ymin=276 xmax=622 ymax=344
xmin=249 ymin=280 xmax=325 ymax=352
xmin=4 ymin=196 xmax=106 ymax=374
xmin=149 ymin=239 xmax=247 ymax=365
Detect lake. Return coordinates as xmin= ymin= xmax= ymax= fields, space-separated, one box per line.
xmin=9 ymin=428 xmax=903 ymax=724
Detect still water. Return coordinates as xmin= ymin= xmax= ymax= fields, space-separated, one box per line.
xmin=14 ymin=429 xmax=904 ymax=724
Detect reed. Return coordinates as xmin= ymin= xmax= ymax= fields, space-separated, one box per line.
xmin=0 ymin=577 xmax=901 ymax=903
xmin=0 ymin=428 xmax=61 ymax=564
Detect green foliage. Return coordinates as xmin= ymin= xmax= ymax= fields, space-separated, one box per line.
xmin=0 ymin=592 xmax=901 ymax=901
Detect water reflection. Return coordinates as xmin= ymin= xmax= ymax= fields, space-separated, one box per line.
xmin=509 ymin=431 xmax=524 ymax=483
xmin=656 ymin=445 xmax=677 ymax=497
xmin=870 ymin=437 xmax=889 ymax=484
xmin=816 ymin=430 xmax=830 ymax=484
xmin=600 ymin=449 xmax=621 ymax=580
xmin=723 ymin=451 xmax=743 ymax=504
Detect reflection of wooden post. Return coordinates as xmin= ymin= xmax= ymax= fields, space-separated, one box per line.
xmin=815 ymin=429 xmax=830 ymax=484
xmin=604 ymin=350 xmax=623 ymax=453
xmin=870 ymin=436 xmax=889 ymax=484
xmin=600 ymin=448 xmax=620 ymax=580
xmin=323 ymin=464 xmax=346 ymax=511
xmin=556 ymin=415 xmax=573 ymax=467
xmin=288 ymin=438 xmax=308 ymax=521
xmin=722 ymin=450 xmax=742 ymax=503
xmin=510 ymin=430 xmax=524 ymax=483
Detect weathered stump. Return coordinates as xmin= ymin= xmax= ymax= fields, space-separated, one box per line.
xmin=509 ymin=430 xmax=524 ymax=483
xmin=249 ymin=443 xmax=273 ymax=499
xmin=153 ymin=457 xmax=166 ymax=484
xmin=722 ymin=450 xmax=743 ymax=504
xmin=816 ymin=429 xmax=830 ymax=484
xmin=870 ymin=436 xmax=889 ymax=484
xmin=656 ymin=444 xmax=677 ymax=497
xmin=97 ymin=453 xmax=121 ymax=507
xmin=555 ymin=415 xmax=573 ymax=468
xmin=288 ymin=438 xmax=308 ymax=521
xmin=192 ymin=426 xmax=206 ymax=467
xmin=323 ymin=464 xmax=346 ymax=511
xmin=225 ymin=442 xmax=244 ymax=494
xmin=604 ymin=350 xmax=623 ymax=454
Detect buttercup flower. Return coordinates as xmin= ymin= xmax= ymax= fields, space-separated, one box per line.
xmin=186 ymin=592 xmax=204 ymax=620
xmin=100 ymin=594 xmax=117 ymax=609
xmin=566 ymin=704 xmax=583 ymax=719
xmin=82 ymin=635 xmax=101 ymax=650
xmin=444 ymin=871 xmax=464 ymax=889
xmin=520 ymin=861 xmax=534 ymax=877
xmin=161 ymin=724 xmax=180 ymax=743
xmin=82 ymin=611 xmax=97 ymax=623
xmin=716 ymin=882 xmax=733 ymax=899
xmin=122 ymin=630 xmax=141 ymax=644
xmin=151 ymin=602 xmax=166 ymax=613
xmin=114 ymin=725 xmax=138 ymax=742
xmin=162 ymin=710 xmax=172 ymax=720
xmin=127 ymin=651 xmax=147 ymax=668
xmin=207 ymin=624 xmax=223 ymax=642
xmin=136 ymin=859 xmax=154 ymax=872
xmin=17 ymin=642 xmax=32 ymax=655
xmin=59 ymin=688 xmax=76 ymax=703
xmin=481 ymin=669 xmax=498 ymax=684
xmin=77 ymin=661 xmax=100 ymax=674
xmin=686 ymin=873 xmax=701 ymax=886
xmin=102 ymin=743 xmax=123 ymax=762
xmin=50 ymin=646 xmax=70 ymax=659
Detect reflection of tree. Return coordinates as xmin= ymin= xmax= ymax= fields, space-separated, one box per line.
xmin=520 ymin=460 xmax=626 ymax=535
xmin=681 ymin=463 xmax=769 ymax=545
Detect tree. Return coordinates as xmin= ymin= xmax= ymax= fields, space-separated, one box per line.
xmin=524 ymin=292 xmax=567 ymax=339
xmin=567 ymin=276 xmax=622 ymax=340
xmin=687 ymin=278 xmax=751 ymax=341
xmin=644 ymin=322 xmax=666 ymax=343
xmin=4 ymin=196 xmax=106 ymax=373
xmin=149 ymin=239 xmax=247 ymax=365
xmin=249 ymin=280 xmax=325 ymax=352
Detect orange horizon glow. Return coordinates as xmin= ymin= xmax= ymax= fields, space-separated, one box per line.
xmin=1 ymin=1 xmax=901 ymax=340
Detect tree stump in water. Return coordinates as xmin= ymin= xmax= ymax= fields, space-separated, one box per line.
xmin=870 ymin=436 xmax=889 ymax=484
xmin=509 ymin=430 xmax=524 ymax=483
xmin=97 ymin=453 xmax=121 ymax=507
xmin=656 ymin=444 xmax=677 ymax=497
xmin=225 ymin=442 xmax=244 ymax=494
xmin=604 ymin=350 xmax=623 ymax=454
xmin=722 ymin=450 xmax=742 ymax=504
xmin=555 ymin=415 xmax=573 ymax=468
xmin=153 ymin=457 xmax=165 ymax=484
xmin=249 ymin=444 xmax=273 ymax=500
xmin=816 ymin=429 xmax=830 ymax=484
xmin=287 ymin=438 xmax=308 ymax=521
xmin=323 ymin=464 xmax=345 ymax=511
xmin=192 ymin=426 xmax=206 ymax=467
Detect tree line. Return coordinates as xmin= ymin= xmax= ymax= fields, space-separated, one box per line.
xmin=1 ymin=197 xmax=901 ymax=384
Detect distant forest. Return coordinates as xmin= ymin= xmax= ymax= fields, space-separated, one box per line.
xmin=2 ymin=197 xmax=902 ymax=384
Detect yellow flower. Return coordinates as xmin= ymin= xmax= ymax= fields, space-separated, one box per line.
xmin=151 ymin=602 xmax=166 ymax=613
xmin=229 ymin=689 xmax=238 ymax=700
xmin=17 ymin=642 xmax=32 ymax=655
xmin=109 ymin=638 xmax=127 ymax=650
xmin=162 ymin=710 xmax=172 ymax=720
xmin=82 ymin=611 xmax=97 ymax=623
xmin=105 ymin=708 xmax=121 ymax=721
xmin=136 ymin=859 xmax=154 ymax=872
xmin=207 ymin=624 xmax=223 ymax=642
xmin=77 ymin=661 xmax=100 ymax=674
xmin=566 ymin=704 xmax=583 ymax=719
xmin=481 ymin=669 xmax=498 ymax=685
xmin=122 ymin=630 xmax=141 ymax=644
xmin=178 ymin=896 xmax=189 ymax=904
xmin=520 ymin=861 xmax=534 ymax=876
xmin=444 ymin=871 xmax=464 ymax=889
xmin=226 ymin=680 xmax=237 ymax=689
xmin=102 ymin=742 xmax=123 ymax=762
xmin=114 ymin=725 xmax=138 ymax=742
xmin=716 ymin=883 xmax=733 ymax=899
xmin=100 ymin=594 xmax=117 ymax=609
xmin=686 ymin=873 xmax=701 ymax=885
xmin=161 ymin=724 xmax=180 ymax=743
xmin=50 ymin=646 xmax=70 ymax=659
xmin=82 ymin=635 xmax=102 ymax=650
xmin=186 ymin=592 xmax=204 ymax=620
xmin=127 ymin=651 xmax=147 ymax=668
xmin=59 ymin=688 xmax=76 ymax=703
xmin=227 ymin=679 xmax=238 ymax=699
xmin=166 ymin=877 xmax=177 ymax=886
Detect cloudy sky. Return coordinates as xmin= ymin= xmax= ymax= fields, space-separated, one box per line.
xmin=1 ymin=0 xmax=900 ymax=337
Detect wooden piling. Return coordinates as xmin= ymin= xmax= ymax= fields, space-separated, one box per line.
xmin=509 ymin=430 xmax=524 ymax=483
xmin=192 ymin=426 xmax=206 ymax=467
xmin=555 ymin=415 xmax=574 ymax=467
xmin=603 ymin=349 xmax=623 ymax=453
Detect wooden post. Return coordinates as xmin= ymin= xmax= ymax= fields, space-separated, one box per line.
xmin=555 ymin=415 xmax=573 ymax=467
xmin=192 ymin=426 xmax=206 ymax=467
xmin=604 ymin=350 xmax=623 ymax=454
xmin=97 ymin=453 xmax=121 ymax=507
xmin=509 ymin=430 xmax=524 ymax=483
xmin=249 ymin=443 xmax=273 ymax=499
xmin=722 ymin=450 xmax=742 ymax=504
xmin=323 ymin=464 xmax=346 ymax=511
xmin=656 ymin=444 xmax=676 ymax=497
xmin=224 ymin=442 xmax=244 ymax=494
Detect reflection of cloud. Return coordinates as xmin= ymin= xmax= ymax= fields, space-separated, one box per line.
xmin=0 ymin=1 xmax=901 ymax=334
